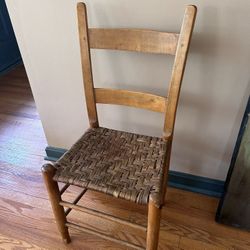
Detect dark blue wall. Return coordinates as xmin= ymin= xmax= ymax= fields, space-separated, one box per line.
xmin=0 ymin=0 xmax=22 ymax=75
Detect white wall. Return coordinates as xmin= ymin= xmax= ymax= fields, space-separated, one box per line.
xmin=6 ymin=0 xmax=250 ymax=180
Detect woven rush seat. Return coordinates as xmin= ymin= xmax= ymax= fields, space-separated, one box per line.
xmin=53 ymin=127 xmax=168 ymax=204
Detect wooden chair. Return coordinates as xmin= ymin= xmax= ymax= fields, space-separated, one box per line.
xmin=42 ymin=2 xmax=196 ymax=249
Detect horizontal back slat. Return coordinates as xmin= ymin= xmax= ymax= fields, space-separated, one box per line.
xmin=89 ymin=28 xmax=179 ymax=55
xmin=94 ymin=88 xmax=167 ymax=113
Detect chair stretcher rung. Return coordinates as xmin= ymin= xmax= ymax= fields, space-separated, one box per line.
xmin=60 ymin=200 xmax=147 ymax=231
xmin=59 ymin=184 xmax=70 ymax=195
xmin=65 ymin=222 xmax=145 ymax=250
xmin=64 ymin=189 xmax=87 ymax=216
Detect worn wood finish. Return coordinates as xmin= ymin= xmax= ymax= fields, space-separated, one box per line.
xmin=60 ymin=184 xmax=70 ymax=195
xmin=95 ymin=88 xmax=167 ymax=112
xmin=77 ymin=2 xmax=196 ymax=138
xmin=61 ymin=200 xmax=147 ymax=231
xmin=89 ymin=28 xmax=179 ymax=55
xmin=163 ymin=6 xmax=197 ymax=139
xmin=41 ymin=164 xmax=71 ymax=243
xmin=159 ymin=138 xmax=172 ymax=206
xmin=64 ymin=188 xmax=87 ymax=216
xmin=146 ymin=197 xmax=162 ymax=250
xmin=77 ymin=3 xmax=98 ymax=128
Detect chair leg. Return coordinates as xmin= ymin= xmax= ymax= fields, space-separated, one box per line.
xmin=42 ymin=163 xmax=71 ymax=244
xmin=146 ymin=197 xmax=161 ymax=250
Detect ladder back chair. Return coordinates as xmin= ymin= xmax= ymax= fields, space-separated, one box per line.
xmin=42 ymin=3 xmax=196 ymax=250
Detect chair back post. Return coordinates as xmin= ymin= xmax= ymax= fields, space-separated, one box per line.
xmin=163 ymin=5 xmax=197 ymax=140
xmin=77 ymin=3 xmax=99 ymax=128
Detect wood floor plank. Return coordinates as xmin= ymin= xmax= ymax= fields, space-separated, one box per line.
xmin=1 ymin=66 xmax=250 ymax=249
xmin=0 ymin=234 xmax=46 ymax=250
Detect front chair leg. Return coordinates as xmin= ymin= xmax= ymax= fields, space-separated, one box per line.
xmin=42 ymin=163 xmax=71 ymax=244
xmin=146 ymin=196 xmax=162 ymax=250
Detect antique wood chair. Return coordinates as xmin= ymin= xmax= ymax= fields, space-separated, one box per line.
xmin=42 ymin=2 xmax=196 ymax=250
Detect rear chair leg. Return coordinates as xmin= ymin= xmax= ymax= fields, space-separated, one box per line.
xmin=146 ymin=196 xmax=162 ymax=250
xmin=42 ymin=163 xmax=71 ymax=243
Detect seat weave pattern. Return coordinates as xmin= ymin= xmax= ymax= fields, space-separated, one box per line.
xmin=53 ymin=127 xmax=168 ymax=204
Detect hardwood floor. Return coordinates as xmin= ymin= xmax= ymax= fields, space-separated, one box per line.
xmin=0 ymin=66 xmax=250 ymax=250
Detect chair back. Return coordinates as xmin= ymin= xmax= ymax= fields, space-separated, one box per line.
xmin=77 ymin=2 xmax=196 ymax=139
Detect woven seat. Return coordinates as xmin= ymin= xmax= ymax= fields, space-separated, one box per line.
xmin=53 ymin=127 xmax=168 ymax=204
